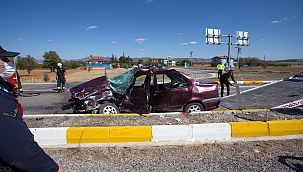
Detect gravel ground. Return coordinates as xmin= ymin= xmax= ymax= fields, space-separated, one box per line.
xmin=44 ymin=138 xmax=303 ymax=172
xmin=23 ymin=110 xmax=303 ymax=128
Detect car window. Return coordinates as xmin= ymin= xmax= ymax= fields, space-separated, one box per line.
xmin=134 ymin=75 xmax=147 ymax=87
xmin=156 ymin=73 xmax=171 ymax=90
xmin=156 ymin=74 xmax=171 ymax=84
xmin=168 ymin=72 xmax=189 ymax=89
xmin=156 ymin=72 xmax=188 ymax=90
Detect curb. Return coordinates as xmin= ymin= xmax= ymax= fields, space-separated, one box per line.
xmin=236 ymin=80 xmax=273 ymax=85
xmin=29 ymin=119 xmax=303 ymax=146
xmin=216 ymin=80 xmax=275 ymax=85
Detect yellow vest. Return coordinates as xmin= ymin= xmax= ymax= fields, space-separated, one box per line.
xmin=217 ymin=64 xmax=225 ymax=70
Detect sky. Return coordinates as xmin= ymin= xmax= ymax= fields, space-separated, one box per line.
xmin=1 ymin=0 xmax=303 ymax=61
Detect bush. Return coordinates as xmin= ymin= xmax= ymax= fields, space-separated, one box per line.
xmin=43 ymin=73 xmax=50 ymax=82
xmin=111 ymin=64 xmax=118 ymax=69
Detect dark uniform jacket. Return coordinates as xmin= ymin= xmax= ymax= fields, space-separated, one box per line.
xmin=0 ymin=80 xmax=59 ymax=172
xmin=219 ymin=72 xmax=236 ymax=85
xmin=57 ymin=67 xmax=66 ymax=79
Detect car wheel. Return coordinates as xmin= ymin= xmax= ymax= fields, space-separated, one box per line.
xmin=184 ymin=103 xmax=204 ymax=112
xmin=98 ymin=102 xmax=120 ymax=114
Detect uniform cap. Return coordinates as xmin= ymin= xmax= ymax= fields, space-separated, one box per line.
xmin=0 ymin=46 xmax=20 ymax=57
xmin=57 ymin=62 xmax=62 ymax=66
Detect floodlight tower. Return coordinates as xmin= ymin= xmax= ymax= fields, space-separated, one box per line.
xmin=206 ymin=28 xmax=250 ymax=70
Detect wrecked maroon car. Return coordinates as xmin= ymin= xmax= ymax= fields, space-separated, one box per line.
xmin=62 ymin=67 xmax=221 ymax=114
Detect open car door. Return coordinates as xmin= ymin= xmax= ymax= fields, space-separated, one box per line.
xmin=127 ymin=71 xmax=152 ymax=114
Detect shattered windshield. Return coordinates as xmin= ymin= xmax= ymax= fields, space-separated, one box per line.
xmin=108 ymin=69 xmax=135 ymax=95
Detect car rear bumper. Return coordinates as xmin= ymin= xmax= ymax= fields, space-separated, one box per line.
xmin=202 ymin=97 xmax=221 ymax=110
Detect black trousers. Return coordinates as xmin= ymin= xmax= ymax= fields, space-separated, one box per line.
xmin=218 ymin=70 xmax=223 ymax=79
xmin=220 ymin=81 xmax=230 ymax=97
xmin=57 ymin=76 xmax=65 ymax=89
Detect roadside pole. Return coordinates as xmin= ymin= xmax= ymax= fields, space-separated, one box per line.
xmin=235 ymin=84 xmax=242 ymax=110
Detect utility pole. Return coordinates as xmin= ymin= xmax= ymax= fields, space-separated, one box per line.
xmin=236 ymin=46 xmax=241 ymax=70
xmin=227 ymin=34 xmax=232 ymax=71
xmin=190 ymin=51 xmax=193 ymax=68
xmin=263 ymin=54 xmax=266 ymax=69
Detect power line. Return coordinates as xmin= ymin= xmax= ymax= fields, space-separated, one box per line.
xmin=245 ymin=40 xmax=303 ymax=53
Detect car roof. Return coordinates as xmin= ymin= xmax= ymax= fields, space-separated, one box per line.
xmin=134 ymin=66 xmax=179 ymax=73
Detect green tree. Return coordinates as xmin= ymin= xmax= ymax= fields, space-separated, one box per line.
xmin=111 ymin=54 xmax=115 ymax=63
xmin=111 ymin=54 xmax=118 ymax=63
xmin=158 ymin=58 xmax=165 ymax=66
xmin=126 ymin=56 xmax=133 ymax=66
xmin=43 ymin=51 xmax=61 ymax=72
xmin=63 ymin=60 xmax=85 ymax=69
xmin=114 ymin=55 xmax=118 ymax=63
xmin=177 ymin=59 xmax=191 ymax=66
xmin=15 ymin=55 xmax=38 ymax=75
xmin=237 ymin=57 xmax=243 ymax=69
xmin=119 ymin=56 xmax=127 ymax=63
xmin=242 ymin=57 xmax=261 ymax=66
xmin=137 ymin=59 xmax=144 ymax=65
xmin=24 ymin=55 xmax=37 ymax=76
xmin=15 ymin=56 xmax=26 ymax=70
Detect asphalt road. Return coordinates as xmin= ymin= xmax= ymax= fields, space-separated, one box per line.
xmin=218 ymin=80 xmax=303 ymax=110
xmin=176 ymin=68 xmax=217 ymax=79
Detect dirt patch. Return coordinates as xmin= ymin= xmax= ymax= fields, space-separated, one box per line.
xmin=18 ymin=68 xmax=129 ymax=83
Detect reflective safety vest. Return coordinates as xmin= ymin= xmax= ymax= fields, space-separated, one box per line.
xmin=217 ymin=63 xmax=225 ymax=70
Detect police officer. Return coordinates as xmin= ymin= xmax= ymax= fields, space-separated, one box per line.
xmin=219 ymin=70 xmax=237 ymax=97
xmin=56 ymin=62 xmax=66 ymax=92
xmin=0 ymin=46 xmax=65 ymax=172
xmin=216 ymin=62 xmax=225 ymax=79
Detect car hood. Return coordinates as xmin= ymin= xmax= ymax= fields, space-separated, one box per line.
xmin=70 ymin=76 xmax=112 ymax=99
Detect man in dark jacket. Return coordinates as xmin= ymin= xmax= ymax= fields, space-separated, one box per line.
xmin=219 ymin=70 xmax=237 ymax=97
xmin=0 ymin=46 xmax=64 ymax=172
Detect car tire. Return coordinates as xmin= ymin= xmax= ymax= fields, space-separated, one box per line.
xmin=184 ymin=103 xmax=204 ymax=112
xmin=98 ymin=102 xmax=120 ymax=114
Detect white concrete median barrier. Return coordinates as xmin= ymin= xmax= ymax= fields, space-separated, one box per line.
xmin=152 ymin=125 xmax=192 ymax=142
xmin=30 ymin=127 xmax=68 ymax=145
xmin=192 ymin=123 xmax=231 ymax=140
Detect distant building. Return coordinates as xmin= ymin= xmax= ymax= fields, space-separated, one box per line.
xmin=86 ymin=56 xmax=110 ymax=70
xmin=163 ymin=57 xmax=176 ymax=66
xmin=149 ymin=58 xmax=158 ymax=63
xmin=211 ymin=56 xmax=235 ymax=68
